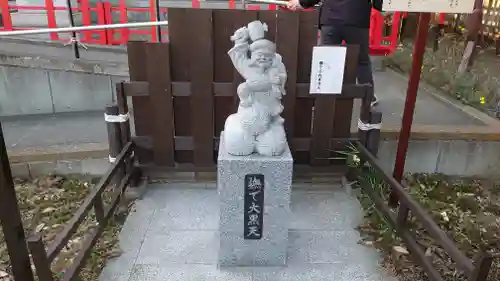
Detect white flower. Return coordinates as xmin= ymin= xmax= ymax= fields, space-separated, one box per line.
xmin=352 ymin=154 xmax=360 ymax=163
xmin=440 ymin=211 xmax=450 ymax=222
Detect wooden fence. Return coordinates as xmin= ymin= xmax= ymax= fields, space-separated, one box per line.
xmin=0 ymin=101 xmax=139 ymax=281
xmin=122 ymin=8 xmax=376 ymax=169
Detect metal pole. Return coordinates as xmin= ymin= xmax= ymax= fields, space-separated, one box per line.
xmin=66 ymin=0 xmax=80 ymax=59
xmin=389 ymin=12 xmax=431 ymax=206
xmin=0 ymin=20 xmax=169 ymax=36
xmin=155 ymin=0 xmax=162 ymax=42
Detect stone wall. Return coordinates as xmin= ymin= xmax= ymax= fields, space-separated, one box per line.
xmin=0 ymin=64 xmax=127 ymax=116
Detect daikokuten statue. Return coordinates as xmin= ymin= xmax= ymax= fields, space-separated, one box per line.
xmin=223 ymin=21 xmax=288 ymax=156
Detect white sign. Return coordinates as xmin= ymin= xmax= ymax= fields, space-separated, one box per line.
xmin=309 ymin=46 xmax=346 ymax=95
xmin=383 ymin=0 xmax=474 ymax=13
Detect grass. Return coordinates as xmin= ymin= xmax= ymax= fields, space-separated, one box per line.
xmin=0 ymin=175 xmax=132 ymax=281
xmin=355 ymin=170 xmax=500 ymax=281
xmin=384 ymin=33 xmax=500 ymax=118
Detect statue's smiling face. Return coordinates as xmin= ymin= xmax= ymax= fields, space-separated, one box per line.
xmin=251 ymin=49 xmax=274 ymax=69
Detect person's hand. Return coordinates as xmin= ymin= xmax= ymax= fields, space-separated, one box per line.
xmin=286 ymin=0 xmax=302 ymax=11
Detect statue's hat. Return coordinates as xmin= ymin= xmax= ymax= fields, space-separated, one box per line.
xmin=250 ymin=39 xmax=276 ymax=53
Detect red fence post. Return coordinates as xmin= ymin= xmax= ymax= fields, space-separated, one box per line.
xmin=45 ymin=0 xmax=59 ymax=40
xmin=390 ymin=13 xmax=432 ymax=206
xmin=96 ymin=2 xmax=109 ymax=44
xmin=79 ymin=0 xmax=93 ymax=42
xmin=0 ymin=0 xmax=13 ymax=30
xmin=149 ymin=0 xmax=157 ymax=42
xmin=117 ymin=0 xmax=129 ymax=43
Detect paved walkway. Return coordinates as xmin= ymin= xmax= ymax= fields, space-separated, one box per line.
xmin=1 ymin=70 xmax=491 ymax=157
xmin=99 ymin=182 xmax=397 ymax=281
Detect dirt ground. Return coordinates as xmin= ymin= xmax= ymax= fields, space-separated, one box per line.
xmin=0 ymin=175 xmax=133 ymax=281
xmin=356 ymin=172 xmax=500 ymax=281
xmin=384 ymin=32 xmax=500 ymax=118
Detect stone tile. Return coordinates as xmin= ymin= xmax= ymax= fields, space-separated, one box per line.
xmin=253 ymin=264 xmax=396 ymax=281
xmin=99 ymin=198 xmax=157 ymax=280
xmin=145 ymin=187 xmax=219 ymax=230
xmin=119 ymin=199 xmax=157 ymax=253
xmin=98 ymin=251 xmax=136 ymax=281
xmin=136 ymin=230 xmax=218 ymax=265
xmin=128 ymin=264 xmax=252 ymax=281
xmin=290 ymin=191 xmax=363 ymax=231
xmin=219 ymin=227 xmax=288 ymax=266
xmin=287 ymin=230 xmax=381 ymax=266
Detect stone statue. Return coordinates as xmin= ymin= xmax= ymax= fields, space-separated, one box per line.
xmin=223 ymin=21 xmax=288 ymax=157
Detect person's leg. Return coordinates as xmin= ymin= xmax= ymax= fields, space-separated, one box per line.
xmin=319 ymin=25 xmax=343 ymax=45
xmin=343 ymin=26 xmax=378 ymax=106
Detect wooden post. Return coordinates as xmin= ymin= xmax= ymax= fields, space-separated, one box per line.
xmin=115 ymin=82 xmax=132 ymax=147
xmin=27 ymin=233 xmax=54 ymax=281
xmin=0 ymin=123 xmax=35 ymax=281
xmin=115 ymin=82 xmax=135 ymax=181
xmin=470 ymin=251 xmax=494 ymax=281
xmin=105 ymin=104 xmax=124 ymax=186
xmin=458 ymin=0 xmax=484 ymax=73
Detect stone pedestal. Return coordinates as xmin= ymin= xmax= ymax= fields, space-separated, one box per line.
xmin=217 ymin=132 xmax=293 ymax=266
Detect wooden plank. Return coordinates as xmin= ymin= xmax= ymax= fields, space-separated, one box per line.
xmin=213 ymin=9 xmax=238 ymax=137
xmin=122 ymin=81 xmax=148 ymax=96
xmin=133 ymin=135 xmax=356 ymax=153
xmin=258 ymin=10 xmax=278 ymax=41
xmin=295 ymin=11 xmax=317 ymax=163
xmin=168 ymin=8 xmax=193 ymax=163
xmin=332 ymin=46 xmax=359 ymax=138
xmin=127 ymin=41 xmax=154 ymax=138
xmin=276 ymin=11 xmax=300 ymax=149
xmin=213 ymin=9 xmax=237 ymax=83
xmin=0 ymin=125 xmax=35 ymax=281
xmin=310 ymin=95 xmax=336 ymax=165
xmin=124 ymin=81 xmax=367 ymax=98
xmin=187 ymin=9 xmax=214 ymax=166
xmin=146 ymin=43 xmax=175 ymax=166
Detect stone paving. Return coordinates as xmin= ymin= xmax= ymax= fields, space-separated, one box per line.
xmin=99 ymin=182 xmax=397 ymax=281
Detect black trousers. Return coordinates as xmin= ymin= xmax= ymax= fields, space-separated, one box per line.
xmin=320 ymin=25 xmax=374 ymax=86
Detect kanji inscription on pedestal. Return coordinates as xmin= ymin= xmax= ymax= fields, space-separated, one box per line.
xmin=383 ymin=0 xmax=474 ymax=13
xmin=244 ymin=174 xmax=264 ymax=240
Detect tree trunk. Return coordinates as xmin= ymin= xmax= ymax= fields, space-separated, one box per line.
xmin=457 ymin=0 xmax=483 ymax=74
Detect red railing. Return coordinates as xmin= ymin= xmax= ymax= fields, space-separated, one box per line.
xmin=0 ymin=0 xmax=409 ymax=55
